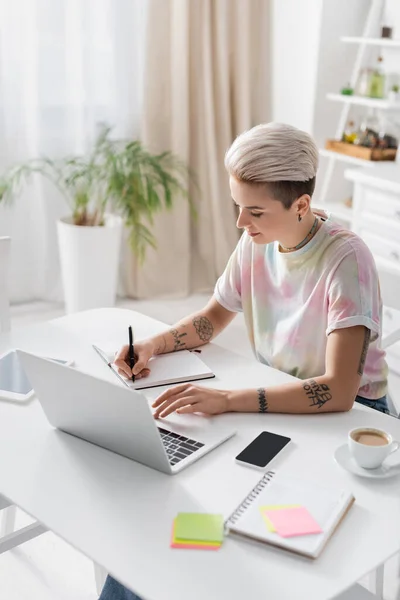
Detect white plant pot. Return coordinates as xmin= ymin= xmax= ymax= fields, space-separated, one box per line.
xmin=57 ymin=214 xmax=122 ymax=314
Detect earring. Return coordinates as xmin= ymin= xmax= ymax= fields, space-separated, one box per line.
xmin=298 ymin=214 xmax=302 ymax=222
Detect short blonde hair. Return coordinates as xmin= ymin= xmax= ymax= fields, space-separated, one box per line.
xmin=225 ymin=123 xmax=319 ymax=207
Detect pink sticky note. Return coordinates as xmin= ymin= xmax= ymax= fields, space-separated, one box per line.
xmin=264 ymin=506 xmax=322 ymax=538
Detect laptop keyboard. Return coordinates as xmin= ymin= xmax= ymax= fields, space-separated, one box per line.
xmin=158 ymin=428 xmax=204 ymax=466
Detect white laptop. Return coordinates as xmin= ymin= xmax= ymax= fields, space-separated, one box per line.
xmin=17 ymin=350 xmax=236 ymax=475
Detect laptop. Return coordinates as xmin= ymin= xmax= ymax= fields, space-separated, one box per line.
xmin=17 ymin=350 xmax=236 ymax=475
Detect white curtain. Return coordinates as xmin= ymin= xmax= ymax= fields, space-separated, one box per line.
xmin=124 ymin=0 xmax=271 ymax=299
xmin=0 ymin=0 xmax=148 ymax=303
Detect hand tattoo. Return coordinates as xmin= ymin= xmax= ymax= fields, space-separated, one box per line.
xmin=358 ymin=328 xmax=370 ymax=376
xmin=257 ymin=388 xmax=268 ymax=413
xmin=193 ymin=316 xmax=214 ymax=342
xmin=303 ymin=379 xmax=332 ymax=409
xmin=170 ymin=328 xmax=187 ymax=351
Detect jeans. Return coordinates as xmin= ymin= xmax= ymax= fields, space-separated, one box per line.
xmin=355 ymin=394 xmax=389 ymax=414
xmin=99 ymin=393 xmax=389 ymax=600
xmin=99 ymin=575 xmax=142 ymax=600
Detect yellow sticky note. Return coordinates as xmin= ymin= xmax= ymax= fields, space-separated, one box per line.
xmin=259 ymin=505 xmax=301 ymax=532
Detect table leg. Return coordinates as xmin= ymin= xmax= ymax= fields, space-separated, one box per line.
xmin=0 ymin=505 xmax=16 ymax=537
xmin=94 ymin=562 xmax=108 ymax=596
xmin=368 ymin=564 xmax=384 ymax=600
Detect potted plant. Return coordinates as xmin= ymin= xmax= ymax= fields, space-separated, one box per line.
xmin=0 ymin=126 xmax=192 ymax=313
xmin=389 ymin=84 xmax=400 ymax=103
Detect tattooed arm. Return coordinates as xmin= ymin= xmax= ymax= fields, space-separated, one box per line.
xmin=226 ymin=326 xmax=370 ymax=414
xmin=115 ymin=297 xmax=236 ymax=379
xmin=151 ymin=326 xmax=371 ymax=418
xmin=150 ymin=296 xmax=236 ymax=355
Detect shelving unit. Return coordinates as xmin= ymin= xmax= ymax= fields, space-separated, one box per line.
xmin=319 ymin=148 xmax=376 ymax=168
xmin=322 ymin=202 xmax=353 ymax=222
xmin=318 ymin=0 xmax=400 ymax=213
xmin=326 ymin=92 xmax=400 ymax=110
xmin=340 ymin=36 xmax=400 ymax=47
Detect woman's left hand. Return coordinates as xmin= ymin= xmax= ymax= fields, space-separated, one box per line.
xmin=152 ymin=384 xmax=230 ymax=418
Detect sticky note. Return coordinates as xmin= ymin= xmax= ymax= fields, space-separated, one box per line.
xmin=170 ymin=520 xmax=221 ymax=550
xmin=259 ymin=505 xmax=301 ymax=532
xmin=174 ymin=513 xmax=224 ymax=544
xmin=264 ymin=506 xmax=322 ymax=538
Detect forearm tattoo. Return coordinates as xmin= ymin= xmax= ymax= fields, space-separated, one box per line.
xmin=170 ymin=328 xmax=187 ymax=351
xmin=358 ymin=328 xmax=371 ymax=376
xmin=257 ymin=388 xmax=268 ymax=413
xmin=193 ymin=316 xmax=214 ymax=342
xmin=303 ymin=379 xmax=332 ymax=409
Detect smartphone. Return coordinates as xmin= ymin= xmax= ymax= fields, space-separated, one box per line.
xmin=235 ymin=431 xmax=291 ymax=470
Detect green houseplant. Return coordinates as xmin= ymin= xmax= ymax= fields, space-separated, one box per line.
xmin=0 ymin=125 xmax=192 ymax=260
xmin=0 ymin=126 xmax=194 ymax=312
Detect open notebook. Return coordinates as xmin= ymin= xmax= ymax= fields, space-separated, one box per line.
xmin=225 ymin=471 xmax=354 ymax=559
xmin=92 ymin=345 xmax=215 ymax=390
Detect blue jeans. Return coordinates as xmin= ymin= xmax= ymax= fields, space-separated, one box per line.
xmin=99 ymin=575 xmax=142 ymax=600
xmin=355 ymin=394 xmax=389 ymax=414
xmin=99 ymin=394 xmax=389 ymax=600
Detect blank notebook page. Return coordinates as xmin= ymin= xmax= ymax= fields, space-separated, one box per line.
xmin=228 ymin=473 xmax=353 ymax=558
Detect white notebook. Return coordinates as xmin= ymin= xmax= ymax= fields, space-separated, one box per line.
xmin=93 ymin=345 xmax=215 ymax=390
xmin=225 ymin=471 xmax=354 ymax=559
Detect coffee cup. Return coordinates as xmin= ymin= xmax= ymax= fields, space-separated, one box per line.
xmin=348 ymin=427 xmax=399 ymax=469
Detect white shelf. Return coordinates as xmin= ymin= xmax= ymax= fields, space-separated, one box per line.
xmin=327 ymin=93 xmax=400 ymax=110
xmin=319 ymin=148 xmax=376 ymax=168
xmin=322 ymin=203 xmax=353 ymax=222
xmin=340 ymin=36 xmax=400 ymax=47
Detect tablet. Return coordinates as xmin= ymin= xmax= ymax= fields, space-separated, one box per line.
xmin=0 ymin=350 xmax=73 ymax=402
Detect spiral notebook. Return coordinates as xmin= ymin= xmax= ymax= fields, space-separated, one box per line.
xmin=225 ymin=471 xmax=354 ymax=559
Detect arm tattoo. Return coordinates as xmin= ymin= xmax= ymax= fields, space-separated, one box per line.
xmin=358 ymin=328 xmax=371 ymax=376
xmin=193 ymin=316 xmax=214 ymax=342
xmin=303 ymin=379 xmax=332 ymax=409
xmin=257 ymin=388 xmax=268 ymax=412
xmin=170 ymin=328 xmax=187 ymax=351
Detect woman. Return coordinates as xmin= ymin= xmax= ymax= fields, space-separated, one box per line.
xmin=99 ymin=122 xmax=388 ymax=600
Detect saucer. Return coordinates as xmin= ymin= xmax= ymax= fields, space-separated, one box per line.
xmin=334 ymin=444 xmax=400 ymax=479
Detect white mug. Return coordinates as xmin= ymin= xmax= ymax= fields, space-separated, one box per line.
xmin=348 ymin=427 xmax=400 ymax=469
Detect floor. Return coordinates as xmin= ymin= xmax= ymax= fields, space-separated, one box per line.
xmin=1 ymin=296 xmax=399 ymax=600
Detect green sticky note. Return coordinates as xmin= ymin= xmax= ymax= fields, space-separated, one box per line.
xmin=174 ymin=513 xmax=224 ymax=543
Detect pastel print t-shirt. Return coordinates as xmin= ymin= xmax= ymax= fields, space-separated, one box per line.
xmin=214 ymin=217 xmax=388 ymax=400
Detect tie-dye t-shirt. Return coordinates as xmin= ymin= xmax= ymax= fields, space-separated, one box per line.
xmin=214 ymin=217 xmax=388 ymax=400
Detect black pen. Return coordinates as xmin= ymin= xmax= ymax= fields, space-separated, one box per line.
xmin=129 ymin=326 xmax=135 ymax=382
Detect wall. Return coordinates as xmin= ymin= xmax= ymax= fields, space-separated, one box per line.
xmin=271 ymin=0 xmax=323 ymax=133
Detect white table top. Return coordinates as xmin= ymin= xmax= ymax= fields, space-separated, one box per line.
xmin=1 ymin=308 xmax=400 ymax=600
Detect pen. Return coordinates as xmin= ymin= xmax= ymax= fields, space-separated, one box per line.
xmin=129 ymin=326 xmax=135 ymax=382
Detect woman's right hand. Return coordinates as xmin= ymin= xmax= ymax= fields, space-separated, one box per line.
xmin=114 ymin=339 xmax=156 ymax=380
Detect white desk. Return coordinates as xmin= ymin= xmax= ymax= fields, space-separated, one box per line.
xmin=1 ymin=308 xmax=400 ymax=600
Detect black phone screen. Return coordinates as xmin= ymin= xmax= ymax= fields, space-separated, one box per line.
xmin=235 ymin=431 xmax=291 ymax=468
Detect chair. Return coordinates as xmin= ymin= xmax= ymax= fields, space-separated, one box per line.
xmin=0 ymin=237 xmax=104 ymax=594
xmin=0 ymin=236 xmax=11 ymax=334
xmin=0 ymin=236 xmax=47 ymax=552
xmin=378 ymin=266 xmax=400 ymax=417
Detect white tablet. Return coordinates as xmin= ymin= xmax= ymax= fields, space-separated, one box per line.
xmin=0 ymin=350 xmax=73 ymax=402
